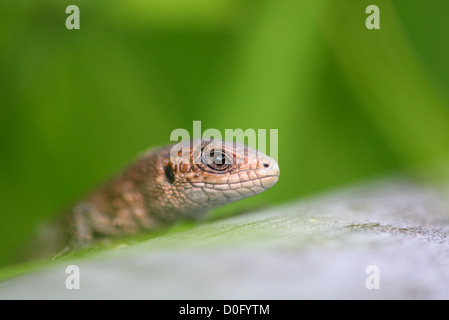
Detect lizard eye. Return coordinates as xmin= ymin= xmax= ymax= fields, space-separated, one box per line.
xmin=202 ymin=149 xmax=232 ymax=171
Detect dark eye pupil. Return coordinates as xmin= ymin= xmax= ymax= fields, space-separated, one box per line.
xmin=211 ymin=151 xmax=226 ymax=166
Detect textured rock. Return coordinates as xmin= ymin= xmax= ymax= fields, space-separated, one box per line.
xmin=1 ymin=178 xmax=449 ymax=299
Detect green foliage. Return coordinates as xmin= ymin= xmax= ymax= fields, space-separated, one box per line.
xmin=1 ymin=0 xmax=449 ymax=267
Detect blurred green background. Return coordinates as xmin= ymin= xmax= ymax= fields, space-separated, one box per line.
xmin=1 ymin=0 xmax=449 ymax=267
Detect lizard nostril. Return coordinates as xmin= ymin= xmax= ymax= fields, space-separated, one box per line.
xmin=263 ymin=163 xmax=269 ymax=168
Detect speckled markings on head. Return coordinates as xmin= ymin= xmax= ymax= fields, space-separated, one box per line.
xmin=64 ymin=140 xmax=280 ymax=249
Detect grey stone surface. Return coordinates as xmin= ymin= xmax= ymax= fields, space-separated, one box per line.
xmin=1 ymin=178 xmax=449 ymax=299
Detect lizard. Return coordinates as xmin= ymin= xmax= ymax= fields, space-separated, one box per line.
xmin=34 ymin=139 xmax=280 ymax=258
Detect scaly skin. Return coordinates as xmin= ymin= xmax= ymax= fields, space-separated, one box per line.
xmin=61 ymin=140 xmax=279 ymax=250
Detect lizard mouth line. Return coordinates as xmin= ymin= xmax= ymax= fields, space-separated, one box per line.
xmin=199 ymin=175 xmax=279 ymax=185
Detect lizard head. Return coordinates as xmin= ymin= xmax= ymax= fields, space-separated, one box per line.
xmin=150 ymin=139 xmax=280 ymax=220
